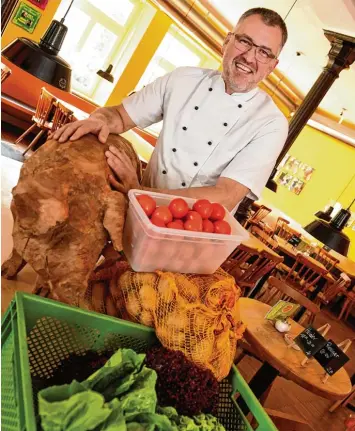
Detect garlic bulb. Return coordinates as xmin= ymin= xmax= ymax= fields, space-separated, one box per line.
xmin=275 ymin=319 xmax=291 ymax=333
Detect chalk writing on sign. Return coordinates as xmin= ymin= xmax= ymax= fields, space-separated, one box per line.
xmin=294 ymin=326 xmax=328 ymax=358
xmin=314 ymin=340 xmax=349 ymax=376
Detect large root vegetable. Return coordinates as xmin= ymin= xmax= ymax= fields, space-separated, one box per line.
xmin=1 ymin=133 xmax=141 ymax=306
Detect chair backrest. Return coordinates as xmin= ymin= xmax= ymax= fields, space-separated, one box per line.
xmin=51 ymin=101 xmax=74 ymax=133
xmin=1 ymin=62 xmax=11 ymax=83
xmin=222 ymin=243 xmax=259 ymax=274
xmin=272 ymin=217 xmax=290 ymax=236
xmin=267 ymin=276 xmax=320 ymax=316
xmin=277 ymin=223 xmax=301 ymax=241
xmin=34 ymin=87 xmax=57 ymax=127
xmin=314 ymin=248 xmax=339 ymax=272
xmin=322 ymin=272 xmax=351 ymax=303
xmin=283 ymin=253 xmax=328 ymax=293
xmin=247 ymin=205 xmax=271 ymax=225
xmin=250 ymin=226 xmax=278 ymax=250
xmin=240 ymin=250 xmax=283 ymax=285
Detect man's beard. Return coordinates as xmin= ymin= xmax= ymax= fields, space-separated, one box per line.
xmin=222 ymin=56 xmax=258 ymax=93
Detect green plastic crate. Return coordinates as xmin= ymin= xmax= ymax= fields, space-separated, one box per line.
xmin=1 ymin=292 xmax=277 ymax=431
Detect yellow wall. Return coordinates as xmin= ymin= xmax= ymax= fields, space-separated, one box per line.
xmin=261 ymin=126 xmax=355 ymax=260
xmin=1 ymin=0 xmax=62 ymax=48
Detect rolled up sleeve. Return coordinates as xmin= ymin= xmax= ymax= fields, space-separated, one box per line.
xmin=122 ymin=72 xmax=173 ymax=129
xmin=221 ymin=116 xmax=288 ymax=200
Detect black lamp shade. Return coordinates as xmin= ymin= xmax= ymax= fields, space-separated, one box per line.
xmin=304 ymin=219 xmax=350 ymax=256
xmin=97 ymin=64 xmax=114 ymax=83
xmin=2 ymin=20 xmax=72 ymax=91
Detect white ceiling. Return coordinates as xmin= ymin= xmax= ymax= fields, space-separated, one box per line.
xmin=206 ymin=0 xmax=355 ymax=125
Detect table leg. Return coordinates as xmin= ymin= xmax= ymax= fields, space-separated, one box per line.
xmin=248 ymin=272 xmax=270 ymax=298
xmin=237 ymin=362 xmax=279 ymax=415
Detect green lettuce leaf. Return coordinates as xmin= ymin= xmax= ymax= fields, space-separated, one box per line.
xmin=38 ymin=348 xmax=225 ymax=431
xmin=39 ymin=381 xmax=112 ymax=431
xmin=84 ymin=349 xmax=147 ymax=401
xmin=94 ymin=399 xmax=126 ymax=431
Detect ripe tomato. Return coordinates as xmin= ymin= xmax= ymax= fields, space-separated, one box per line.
xmin=185 ymin=211 xmax=203 ymax=224
xmin=202 ymin=219 xmax=214 ymax=233
xmin=193 ymin=199 xmax=213 ymax=219
xmin=137 ymin=194 xmax=156 ymax=217
xmin=213 ymin=220 xmax=231 ymax=235
xmin=151 ymin=206 xmax=173 ymax=227
xmin=173 ymin=219 xmax=184 ymax=228
xmin=167 ymin=221 xmax=184 ymax=230
xmin=151 ymin=216 xmax=166 ymax=227
xmin=184 ymin=219 xmax=203 ymax=232
xmin=210 ymin=203 xmax=226 ymax=221
xmin=168 ymin=198 xmax=189 ymax=219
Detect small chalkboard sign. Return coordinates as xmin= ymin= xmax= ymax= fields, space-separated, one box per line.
xmin=288 ymin=235 xmax=301 ymax=247
xmin=294 ymin=326 xmax=328 ymax=357
xmin=314 ymin=340 xmax=350 ymax=376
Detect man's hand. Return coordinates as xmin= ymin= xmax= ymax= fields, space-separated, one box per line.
xmin=105 ymin=145 xmax=140 ymax=193
xmin=49 ymin=116 xmax=110 ymax=143
xmin=49 ymin=105 xmax=136 ymax=144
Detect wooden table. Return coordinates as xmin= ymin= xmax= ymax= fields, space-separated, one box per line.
xmin=255 ymin=199 xmax=355 ymax=279
xmin=330 ymin=249 xmax=355 ymax=279
xmin=238 ymin=298 xmax=352 ymax=408
xmin=2 ymin=93 xmax=154 ymax=165
xmin=274 ymin=236 xmax=327 ymax=272
xmin=242 ymin=233 xmax=280 ymax=258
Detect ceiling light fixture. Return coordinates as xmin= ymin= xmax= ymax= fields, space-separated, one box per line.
xmin=97 ymin=64 xmax=114 ymax=83
xmin=2 ymin=0 xmax=75 ymax=91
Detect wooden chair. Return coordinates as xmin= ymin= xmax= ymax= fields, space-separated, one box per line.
xmin=17 ymin=88 xmax=57 ymax=156
xmin=313 ymin=248 xmax=339 ymax=272
xmin=244 ymin=205 xmax=271 ymax=230
xmin=338 ymin=285 xmax=355 ymax=321
xmin=231 ymin=249 xmax=283 ymax=296
xmin=280 ymin=253 xmax=328 ymax=295
xmin=51 ymin=101 xmax=74 ymax=133
xmin=272 ymin=217 xmax=290 ymax=236
xmin=250 ymin=225 xmax=278 ymax=250
xmin=222 ymin=243 xmax=259 ymax=276
xmin=314 ymin=272 xmax=351 ymax=308
xmin=1 ymin=62 xmax=11 ymax=83
xmin=276 ymin=223 xmax=301 ymax=242
xmin=259 ymin=276 xmax=320 ymax=325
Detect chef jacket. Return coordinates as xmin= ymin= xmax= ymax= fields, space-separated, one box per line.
xmin=123 ymin=67 xmax=288 ymax=214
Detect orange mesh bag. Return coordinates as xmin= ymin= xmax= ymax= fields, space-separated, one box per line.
xmin=110 ymin=267 xmax=245 ymax=381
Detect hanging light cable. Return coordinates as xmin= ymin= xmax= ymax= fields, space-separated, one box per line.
xmin=269 ymin=0 xmax=300 ymax=100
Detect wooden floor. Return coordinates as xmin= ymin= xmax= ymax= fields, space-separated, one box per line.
xmin=2 ymin=121 xmax=355 ymax=431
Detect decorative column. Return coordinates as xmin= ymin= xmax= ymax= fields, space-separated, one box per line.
xmin=266 ymin=30 xmax=355 ymax=191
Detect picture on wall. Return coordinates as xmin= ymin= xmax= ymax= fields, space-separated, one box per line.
xmin=28 ymin=0 xmax=49 ymax=10
xmin=276 ymin=153 xmax=314 ymax=195
xmin=12 ymin=2 xmax=41 ymax=33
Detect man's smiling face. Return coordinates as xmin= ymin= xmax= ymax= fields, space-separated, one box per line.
xmin=222 ymin=14 xmax=282 ymax=94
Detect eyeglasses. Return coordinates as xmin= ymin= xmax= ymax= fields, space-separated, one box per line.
xmin=231 ymin=33 xmax=277 ymax=64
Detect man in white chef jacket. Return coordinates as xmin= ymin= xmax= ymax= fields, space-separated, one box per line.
xmin=52 ymin=7 xmax=288 ymax=213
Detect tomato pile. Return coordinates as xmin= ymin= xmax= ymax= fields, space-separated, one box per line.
xmin=136 ymin=195 xmax=232 ymax=234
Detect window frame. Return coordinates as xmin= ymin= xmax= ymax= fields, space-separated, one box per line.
xmin=55 ymin=0 xmax=149 ymax=100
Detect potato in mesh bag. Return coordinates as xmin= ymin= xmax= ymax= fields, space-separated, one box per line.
xmin=114 ymin=267 xmax=245 ymax=381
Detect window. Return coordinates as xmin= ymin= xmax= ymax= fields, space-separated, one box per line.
xmin=54 ymin=0 xmax=155 ymax=103
xmin=135 ymin=25 xmax=221 ymax=135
